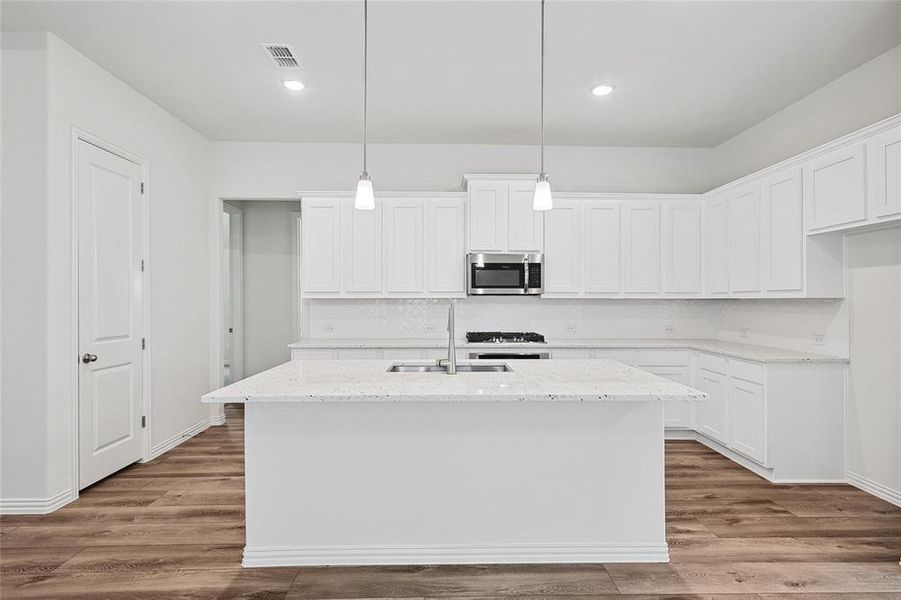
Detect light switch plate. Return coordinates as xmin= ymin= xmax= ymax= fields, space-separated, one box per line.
xmin=813 ymin=334 xmax=826 ymax=346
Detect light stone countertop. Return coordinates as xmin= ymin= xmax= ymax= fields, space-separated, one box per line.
xmin=202 ymin=359 xmax=707 ymax=404
xmin=287 ymin=337 xmax=849 ymax=364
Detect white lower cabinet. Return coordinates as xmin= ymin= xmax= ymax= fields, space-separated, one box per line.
xmin=694 ymin=367 xmax=729 ymax=444
xmin=637 ymin=349 xmax=692 ymax=429
xmin=729 ymin=375 xmax=766 ymax=464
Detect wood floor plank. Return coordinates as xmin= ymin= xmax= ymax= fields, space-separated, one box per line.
xmin=669 ymin=537 xmax=901 ymax=563
xmin=52 ymin=545 xmax=246 ymax=573
xmin=0 ymin=547 xmax=84 ymax=575
xmin=0 ymin=523 xmax=245 ymax=548
xmin=698 ymin=516 xmax=901 ymax=538
xmin=286 ymin=564 xmax=619 ymax=598
xmin=606 ymin=562 xmax=901 ymax=594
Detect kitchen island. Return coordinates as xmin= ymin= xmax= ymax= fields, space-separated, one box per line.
xmin=202 ymin=359 xmax=704 ymax=567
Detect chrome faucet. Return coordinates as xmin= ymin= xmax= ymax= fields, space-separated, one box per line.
xmin=438 ymin=301 xmax=457 ymax=374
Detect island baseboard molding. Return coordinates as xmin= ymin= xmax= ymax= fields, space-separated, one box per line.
xmin=242 ymin=542 xmax=670 ymax=567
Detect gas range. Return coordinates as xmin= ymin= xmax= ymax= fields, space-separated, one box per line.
xmin=466 ymin=331 xmax=546 ymax=344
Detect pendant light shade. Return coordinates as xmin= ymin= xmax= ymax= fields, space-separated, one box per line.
xmin=533 ymin=174 xmax=553 ymax=211
xmin=355 ymin=172 xmax=375 ymax=210
xmin=533 ymin=0 xmax=552 ymax=211
xmin=354 ymin=0 xmax=375 ymax=210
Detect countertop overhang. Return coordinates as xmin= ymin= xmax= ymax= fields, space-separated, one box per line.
xmin=202 ymin=359 xmax=707 ymax=404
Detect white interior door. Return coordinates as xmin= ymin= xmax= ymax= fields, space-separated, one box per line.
xmin=77 ymin=140 xmax=145 ymax=489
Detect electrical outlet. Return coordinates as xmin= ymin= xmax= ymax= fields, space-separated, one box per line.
xmin=564 ymin=323 xmax=576 ymax=335
xmin=663 ymin=326 xmax=675 ymax=337
xmin=739 ymin=328 xmax=750 ymax=339
xmin=323 ymin=324 xmax=335 ymax=335
xmin=424 ymin=324 xmax=437 ymax=333
xmin=813 ymin=334 xmax=826 ymax=346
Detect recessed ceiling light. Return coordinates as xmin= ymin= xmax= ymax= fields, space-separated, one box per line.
xmin=283 ymin=79 xmax=305 ymax=92
xmin=591 ymin=83 xmax=615 ymax=97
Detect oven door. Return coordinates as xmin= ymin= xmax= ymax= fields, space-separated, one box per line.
xmin=467 ymin=253 xmax=543 ymax=295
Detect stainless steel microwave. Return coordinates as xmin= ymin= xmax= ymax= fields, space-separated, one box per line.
xmin=467 ymin=253 xmax=543 ymax=295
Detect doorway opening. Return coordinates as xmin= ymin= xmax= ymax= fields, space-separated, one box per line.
xmin=221 ymin=200 xmax=302 ymax=384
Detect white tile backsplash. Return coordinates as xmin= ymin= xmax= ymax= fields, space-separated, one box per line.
xmin=303 ymin=296 xmax=849 ymax=357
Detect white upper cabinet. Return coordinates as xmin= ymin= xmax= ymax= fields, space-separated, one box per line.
xmin=301 ymin=197 xmax=342 ymax=293
xmin=584 ymin=201 xmax=621 ymax=294
xmin=728 ymin=185 xmax=761 ymax=293
xmin=762 ymin=169 xmax=803 ymax=293
xmin=867 ymin=126 xmax=901 ymax=219
xmin=426 ymin=198 xmax=466 ymax=295
xmin=467 ymin=180 xmax=507 ymax=252
xmin=383 ymin=199 xmax=424 ymax=294
xmin=662 ymin=200 xmax=701 ymax=294
xmin=343 ymin=201 xmax=382 ymax=293
xmin=622 ymin=201 xmax=660 ymax=293
xmin=543 ymin=199 xmax=582 ymax=294
xmin=465 ymin=176 xmax=542 ymax=253
xmin=507 ymin=181 xmax=544 ymax=252
xmin=804 ymin=143 xmax=866 ymax=232
xmin=704 ymin=196 xmax=729 ymax=295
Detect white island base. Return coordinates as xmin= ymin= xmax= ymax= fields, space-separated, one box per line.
xmin=242 ymin=400 xmax=667 ymax=567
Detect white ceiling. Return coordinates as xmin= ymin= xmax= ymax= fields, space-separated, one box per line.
xmin=3 ymin=0 xmax=899 ymax=146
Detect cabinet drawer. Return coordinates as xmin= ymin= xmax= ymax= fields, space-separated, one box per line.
xmin=637 ymin=349 xmax=689 ymax=367
xmin=696 ymin=352 xmax=727 ymax=374
xmin=729 ymin=359 xmax=765 ymax=384
xmin=291 ymin=349 xmax=337 ymax=360
xmin=592 ymin=349 xmax=636 ymax=365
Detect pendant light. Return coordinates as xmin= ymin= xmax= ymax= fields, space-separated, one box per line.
xmin=354 ymin=0 xmax=375 ymax=210
xmin=533 ymin=0 xmax=553 ymax=211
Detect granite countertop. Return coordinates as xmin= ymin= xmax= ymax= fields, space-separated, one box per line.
xmin=201 ymin=359 xmax=707 ymax=404
xmin=287 ymin=338 xmax=848 ymax=364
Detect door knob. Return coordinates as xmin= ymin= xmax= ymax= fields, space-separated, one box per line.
xmin=81 ymin=353 xmax=98 ymax=364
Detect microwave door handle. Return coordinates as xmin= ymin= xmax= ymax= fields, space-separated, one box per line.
xmin=522 ymin=257 xmax=529 ymax=293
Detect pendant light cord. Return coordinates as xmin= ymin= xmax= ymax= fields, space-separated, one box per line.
xmin=363 ymin=0 xmax=368 ymax=174
xmin=539 ymin=0 xmax=545 ymax=175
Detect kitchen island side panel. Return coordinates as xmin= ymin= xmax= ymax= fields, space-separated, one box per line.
xmin=243 ymin=400 xmax=667 ymax=566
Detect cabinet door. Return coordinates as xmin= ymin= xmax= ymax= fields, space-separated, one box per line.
xmin=542 ymin=199 xmax=582 ymax=295
xmin=622 ymin=202 xmax=660 ymax=293
xmin=695 ymin=367 xmax=728 ymax=444
xmin=804 ymin=144 xmax=866 ymax=231
xmin=426 ymin=198 xmax=465 ymax=295
xmin=866 ymin=127 xmax=901 ymax=219
xmin=705 ymin=196 xmax=729 ymax=295
xmin=662 ymin=200 xmax=701 ymax=293
xmin=468 ymin=181 xmax=507 ymax=252
xmin=343 ymin=201 xmax=382 ymax=293
xmin=584 ymin=201 xmax=621 ymax=294
xmin=383 ymin=199 xmax=424 ymax=294
xmin=762 ymin=169 xmax=803 ymax=293
xmin=301 ymin=198 xmax=342 ymax=293
xmin=646 ymin=366 xmax=692 ymax=429
xmin=507 ymin=181 xmax=544 ymax=252
xmin=729 ymin=185 xmax=762 ymax=293
xmin=730 ymin=377 xmax=766 ymax=464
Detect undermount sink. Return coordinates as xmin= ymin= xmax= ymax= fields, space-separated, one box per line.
xmin=387 ymin=362 xmax=513 ymax=373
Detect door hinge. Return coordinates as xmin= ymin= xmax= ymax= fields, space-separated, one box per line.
xmin=141 ymin=415 xmax=147 ymax=428
xmin=141 ymin=259 xmax=145 ymax=272
xmin=142 ymin=338 xmax=146 ymax=350
xmin=140 ymin=182 xmax=145 ymax=194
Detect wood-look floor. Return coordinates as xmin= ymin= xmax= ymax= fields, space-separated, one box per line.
xmin=2 ymin=405 xmax=900 ymax=599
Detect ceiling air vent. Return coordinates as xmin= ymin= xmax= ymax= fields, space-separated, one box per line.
xmin=261 ymin=43 xmax=300 ymax=69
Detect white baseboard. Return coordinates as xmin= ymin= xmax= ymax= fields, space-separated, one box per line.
xmin=243 ymin=543 xmax=669 ymax=567
xmin=0 ymin=489 xmax=74 ymax=515
xmin=147 ymin=415 xmax=219 ymax=461
xmin=846 ymin=471 xmax=901 ymax=507
xmin=209 ymin=411 xmax=227 ymax=426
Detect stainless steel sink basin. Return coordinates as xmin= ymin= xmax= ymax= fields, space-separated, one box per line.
xmin=387 ymin=362 xmax=512 ymax=373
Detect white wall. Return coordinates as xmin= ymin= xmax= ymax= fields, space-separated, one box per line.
xmin=212 ymin=142 xmax=715 ymax=198
xmin=712 ymin=45 xmax=901 ymax=186
xmin=1 ymin=32 xmax=50 ymax=500
xmin=1 ymin=32 xmax=214 ymax=507
xmin=845 ymin=228 xmax=901 ymax=503
xmin=238 ymin=201 xmax=300 ymax=376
